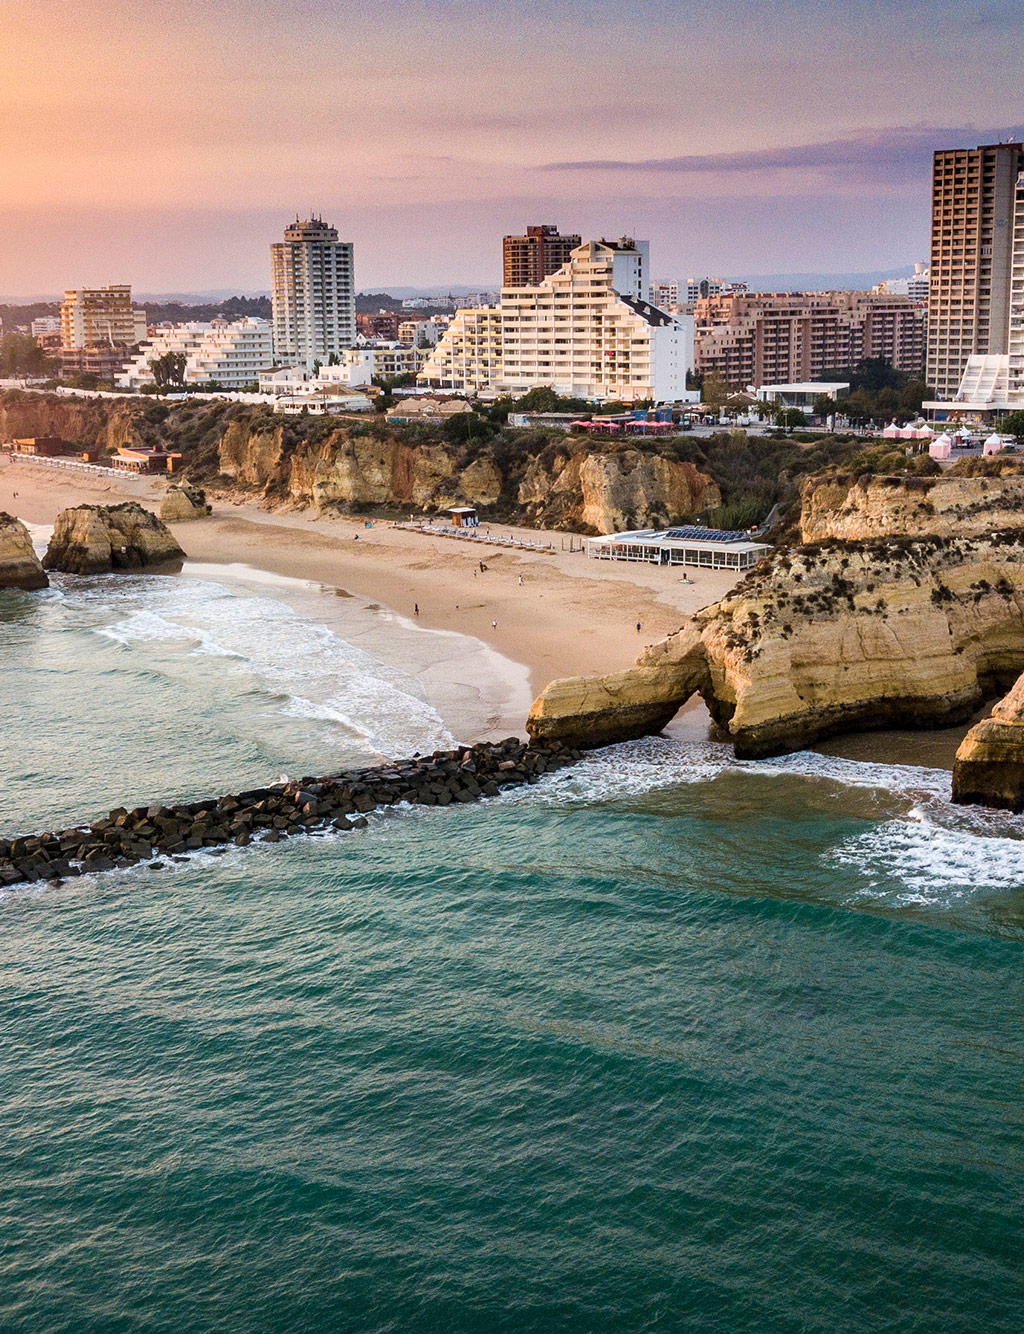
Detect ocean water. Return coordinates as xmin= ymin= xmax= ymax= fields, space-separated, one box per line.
xmin=1 ymin=571 xmax=1022 ymax=1333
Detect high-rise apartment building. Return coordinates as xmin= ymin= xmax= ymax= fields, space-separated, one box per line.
xmin=1007 ymin=171 xmax=1024 ymax=399
xmin=420 ymin=239 xmax=693 ymax=403
xmin=694 ymin=291 xmax=926 ymax=389
xmin=926 ymin=142 xmax=1024 ymax=399
xmin=59 ymin=286 xmax=147 ymax=351
xmin=271 ymin=216 xmax=355 ymax=368
xmin=502 ymin=225 xmax=582 ymax=287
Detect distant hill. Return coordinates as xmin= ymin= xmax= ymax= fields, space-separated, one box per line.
xmin=732 ymin=266 xmax=920 ymax=292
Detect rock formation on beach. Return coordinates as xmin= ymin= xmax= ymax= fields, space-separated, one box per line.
xmin=43 ymin=503 xmax=185 ymax=575
xmin=160 ymin=481 xmax=212 ymax=522
xmin=952 ymin=673 xmax=1024 ymax=811
xmin=528 ymin=472 xmax=1024 ymax=765
xmin=0 ymin=512 xmax=49 ymax=590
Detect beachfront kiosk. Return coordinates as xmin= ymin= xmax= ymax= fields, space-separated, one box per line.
xmin=586 ymin=525 xmax=771 ymax=571
xmin=448 ymin=506 xmax=479 ymax=528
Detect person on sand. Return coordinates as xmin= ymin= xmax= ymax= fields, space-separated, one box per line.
xmin=492 ymin=620 xmax=497 ymax=630
xmin=414 ymin=603 xmax=419 ymax=617
xmin=636 ymin=622 xmax=642 ymax=633
xmin=518 ymin=575 xmax=523 ymax=586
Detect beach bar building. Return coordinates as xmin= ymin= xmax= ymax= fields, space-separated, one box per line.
xmin=447 ymin=506 xmax=479 ymax=528
xmin=587 ymin=525 xmax=770 ymax=570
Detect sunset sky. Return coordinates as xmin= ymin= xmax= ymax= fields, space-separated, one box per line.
xmin=2 ymin=0 xmax=1022 ymax=295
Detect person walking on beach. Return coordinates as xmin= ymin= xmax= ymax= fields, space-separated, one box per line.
xmin=414 ymin=603 xmax=419 ymax=617
xmin=492 ymin=620 xmax=497 ymax=630
xmin=636 ymin=622 xmax=642 ymax=634
xmin=518 ymin=575 xmax=523 ymax=586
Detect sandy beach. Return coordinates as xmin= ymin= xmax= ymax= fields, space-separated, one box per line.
xmin=1 ymin=455 xmax=745 ymax=738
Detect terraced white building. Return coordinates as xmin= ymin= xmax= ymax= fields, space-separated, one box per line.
xmin=418 ymin=239 xmax=694 ymax=404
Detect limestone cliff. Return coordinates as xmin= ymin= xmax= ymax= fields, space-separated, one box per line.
xmin=529 ymin=471 xmax=1024 ymax=758
xmin=517 ymin=446 xmax=719 ymax=532
xmin=0 ymin=513 xmax=49 ymax=590
xmin=160 ymin=481 xmax=212 ymax=522
xmin=801 ymin=470 xmax=1024 ymax=543
xmin=0 ymin=392 xmax=145 ymax=455
xmin=44 ymin=503 xmax=185 ymax=574
xmin=952 ymin=673 xmax=1024 ymax=811
xmin=217 ymin=421 xmax=718 ymax=532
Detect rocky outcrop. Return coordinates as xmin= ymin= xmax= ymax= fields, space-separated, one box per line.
xmin=160 ymin=481 xmax=212 ymax=522
xmin=43 ymin=503 xmax=185 ymax=574
xmin=529 ymin=472 xmax=1024 ymax=757
xmin=527 ymin=634 xmax=710 ymax=748
xmin=0 ymin=513 xmax=48 ymax=590
xmin=952 ymin=673 xmax=1024 ymax=811
xmin=800 ymin=470 xmax=1024 ymax=543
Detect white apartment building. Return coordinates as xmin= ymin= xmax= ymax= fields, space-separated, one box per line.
xmin=419 ymin=240 xmax=694 ymax=404
xmin=650 ymin=280 xmax=680 ymax=309
xmin=31 ymin=316 xmax=60 ymax=337
xmin=117 ymin=319 xmax=275 ymax=390
xmin=270 ymin=216 xmax=355 ymax=369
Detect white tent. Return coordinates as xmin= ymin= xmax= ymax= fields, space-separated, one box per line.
xmin=882 ymin=423 xmax=901 ymax=439
xmin=899 ymin=426 xmax=918 ymax=439
xmin=915 ymin=423 xmax=934 ymax=436
xmin=983 ymin=433 xmax=1005 ymax=456
xmin=929 ymin=434 xmax=953 ymax=459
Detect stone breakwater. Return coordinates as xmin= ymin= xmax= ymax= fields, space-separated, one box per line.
xmin=0 ymin=739 xmax=582 ymax=891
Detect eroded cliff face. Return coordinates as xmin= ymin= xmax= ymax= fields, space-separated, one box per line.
xmin=44 ymin=503 xmax=185 ymax=574
xmin=216 ymin=421 xmax=718 ymax=532
xmin=800 ymin=470 xmax=1024 ymax=543
xmin=517 ymin=447 xmax=719 ymax=532
xmin=0 ymin=513 xmax=48 ymax=590
xmin=0 ymin=394 xmax=144 ymax=454
xmin=528 ymin=471 xmax=1024 ymax=761
xmin=952 ymin=672 xmax=1024 ymax=811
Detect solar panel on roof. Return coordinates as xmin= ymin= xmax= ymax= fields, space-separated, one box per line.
xmin=662 ymin=526 xmax=749 ymax=542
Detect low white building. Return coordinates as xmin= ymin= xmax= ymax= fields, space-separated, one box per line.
xmin=118 ymin=318 xmax=275 ymax=390
xmin=756 ymin=381 xmax=849 ymax=408
xmin=419 ymin=239 xmax=696 ymax=404
xmin=587 ymin=525 xmax=770 ymax=570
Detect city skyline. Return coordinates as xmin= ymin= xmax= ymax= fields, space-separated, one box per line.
xmin=2 ymin=0 xmax=1022 ymax=293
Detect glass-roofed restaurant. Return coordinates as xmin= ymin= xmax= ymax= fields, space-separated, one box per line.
xmin=586 ymin=526 xmax=771 ymax=570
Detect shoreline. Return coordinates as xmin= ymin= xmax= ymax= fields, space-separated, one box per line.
xmin=2 ymin=456 xmax=744 ymax=742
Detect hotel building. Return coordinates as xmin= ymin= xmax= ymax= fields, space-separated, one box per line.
xmin=926 ymin=142 xmax=1024 ymax=400
xmin=695 ymin=290 xmax=926 ymax=389
xmin=419 ymin=239 xmax=693 ymax=403
xmin=117 ymin=319 xmax=275 ymax=390
xmin=59 ymin=286 xmax=147 ymax=351
xmin=271 ymin=217 xmax=355 ymax=369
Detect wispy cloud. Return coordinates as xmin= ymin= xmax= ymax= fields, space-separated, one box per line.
xmin=540 ymin=126 xmax=1024 ymax=178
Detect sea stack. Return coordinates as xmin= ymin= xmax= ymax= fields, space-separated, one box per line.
xmin=160 ymin=481 xmax=212 ymax=522
xmin=952 ymin=672 xmax=1024 ymax=811
xmin=0 ymin=512 xmax=49 ymax=590
xmin=43 ymin=502 xmax=185 ymax=575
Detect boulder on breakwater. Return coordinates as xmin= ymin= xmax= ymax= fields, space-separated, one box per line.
xmin=0 ymin=512 xmax=48 ymax=590
xmin=43 ymin=502 xmax=185 ymax=574
xmin=0 ymin=738 xmax=583 ymax=891
xmin=952 ymin=672 xmax=1024 ymax=811
xmin=160 ymin=481 xmax=212 ymax=523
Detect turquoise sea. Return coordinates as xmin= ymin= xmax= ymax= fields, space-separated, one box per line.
xmin=1 ymin=569 xmax=1022 ymax=1333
